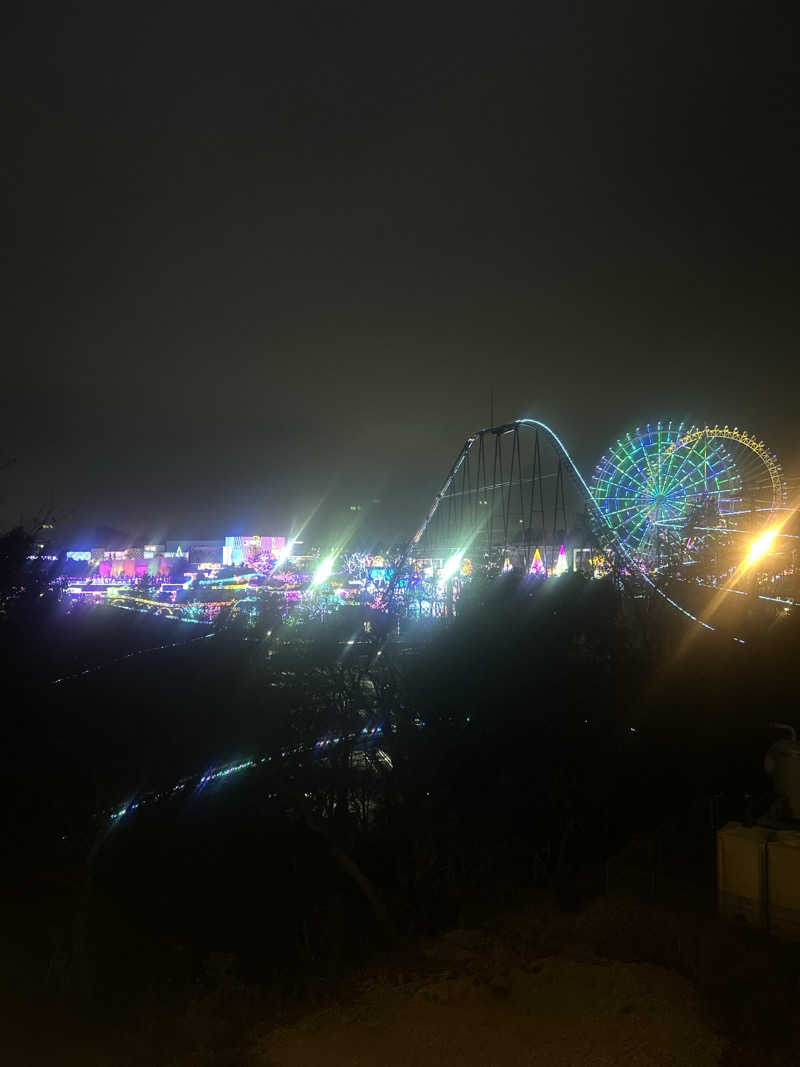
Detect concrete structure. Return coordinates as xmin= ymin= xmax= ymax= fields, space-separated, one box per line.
xmin=717 ymin=822 xmax=800 ymax=940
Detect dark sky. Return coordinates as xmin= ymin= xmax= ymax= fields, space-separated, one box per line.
xmin=2 ymin=1 xmax=798 ymax=544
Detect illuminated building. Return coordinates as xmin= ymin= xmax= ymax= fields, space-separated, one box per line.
xmin=223 ymin=534 xmax=286 ymax=566
xmin=165 ymin=539 xmax=223 ymax=564
xmin=96 ymin=550 xmax=174 ymax=578
xmin=97 ymin=555 xmax=148 ymax=578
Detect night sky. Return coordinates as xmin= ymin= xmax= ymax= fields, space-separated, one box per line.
xmin=2 ymin=2 xmax=797 ymax=544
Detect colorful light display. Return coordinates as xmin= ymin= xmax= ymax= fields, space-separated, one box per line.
xmin=554 ymin=544 xmax=568 ymax=576
xmin=670 ymin=426 xmax=786 ymax=512
xmin=529 ymin=548 xmax=545 ymax=576
xmin=591 ymin=422 xmax=740 ymax=565
xmin=107 ymin=726 xmax=386 ymax=825
xmin=223 ymin=535 xmax=286 ymax=567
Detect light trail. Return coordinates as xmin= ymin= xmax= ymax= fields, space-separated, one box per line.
xmin=104 ymin=724 xmax=387 ymax=825
xmin=677 ymin=578 xmax=796 ymax=608
xmin=51 ymin=632 xmax=216 ymax=685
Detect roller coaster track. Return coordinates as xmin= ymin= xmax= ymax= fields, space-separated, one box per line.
xmin=395 ymin=419 xmax=741 ymax=640
xmin=410 ymin=420 xmax=601 ymax=548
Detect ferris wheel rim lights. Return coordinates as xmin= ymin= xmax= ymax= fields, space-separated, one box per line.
xmin=668 ymin=425 xmax=785 ymax=511
xmin=591 ymin=421 xmax=741 ymax=563
xmin=590 ymin=420 xmax=786 ymax=566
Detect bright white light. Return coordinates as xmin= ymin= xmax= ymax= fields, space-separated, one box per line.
xmin=274 ymin=539 xmax=296 ymax=568
xmin=440 ymin=550 xmax=465 ymax=582
xmin=311 ymin=554 xmax=336 ymax=588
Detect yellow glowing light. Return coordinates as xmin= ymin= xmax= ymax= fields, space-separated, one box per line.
xmin=746 ymin=529 xmax=778 ymax=567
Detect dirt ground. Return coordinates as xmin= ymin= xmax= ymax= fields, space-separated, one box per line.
xmin=255 ymin=907 xmax=727 ymax=1067
xmin=13 ymin=892 xmax=794 ymax=1066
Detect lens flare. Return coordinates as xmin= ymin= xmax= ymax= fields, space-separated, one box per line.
xmin=311 ymin=554 xmax=336 ymax=588
xmin=745 ymin=529 xmax=778 ymax=567
xmin=440 ymin=550 xmax=465 ymax=583
xmin=274 ymin=540 xmax=295 ymax=568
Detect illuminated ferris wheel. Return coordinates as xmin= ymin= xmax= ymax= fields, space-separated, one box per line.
xmin=591 ymin=422 xmax=741 ymax=566
xmin=669 ymin=426 xmax=786 ymax=518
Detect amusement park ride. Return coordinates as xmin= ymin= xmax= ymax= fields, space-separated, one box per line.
xmin=85 ymin=417 xmax=794 ymax=642
xmin=592 ymin=424 xmax=785 ymax=568
xmin=385 ymin=419 xmax=795 ymax=636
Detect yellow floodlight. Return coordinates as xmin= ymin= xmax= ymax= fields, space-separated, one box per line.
xmin=745 ymin=529 xmax=778 ymax=568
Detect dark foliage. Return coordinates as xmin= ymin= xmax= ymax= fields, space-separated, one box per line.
xmin=2 ymin=546 xmax=799 ymax=1063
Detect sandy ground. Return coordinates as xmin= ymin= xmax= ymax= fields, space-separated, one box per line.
xmin=256 ymin=930 xmax=725 ymax=1067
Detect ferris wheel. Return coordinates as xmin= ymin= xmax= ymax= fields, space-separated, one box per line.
xmin=669 ymin=426 xmax=786 ymax=517
xmin=591 ymin=421 xmax=741 ymax=566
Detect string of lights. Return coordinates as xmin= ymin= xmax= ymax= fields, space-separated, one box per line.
xmin=51 ymin=632 xmax=216 ymax=686
xmin=104 ymin=726 xmax=386 ymax=825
